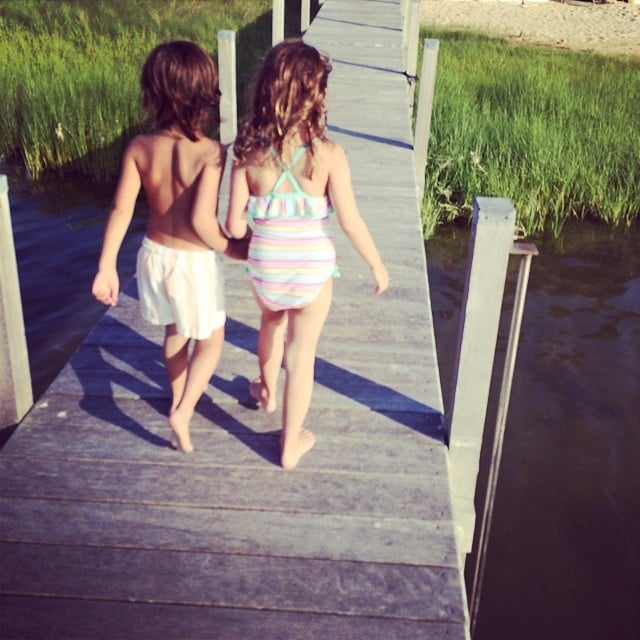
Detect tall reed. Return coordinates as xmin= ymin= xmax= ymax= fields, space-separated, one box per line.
xmin=418 ymin=30 xmax=640 ymax=237
xmin=0 ymin=0 xmax=273 ymax=181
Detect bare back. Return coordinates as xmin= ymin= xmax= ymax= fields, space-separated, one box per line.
xmin=131 ymin=131 xmax=224 ymax=250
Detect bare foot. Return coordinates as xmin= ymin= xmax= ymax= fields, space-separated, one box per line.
xmin=281 ymin=428 xmax=315 ymax=470
xmin=249 ymin=378 xmax=277 ymax=413
xmin=169 ymin=408 xmax=194 ymax=453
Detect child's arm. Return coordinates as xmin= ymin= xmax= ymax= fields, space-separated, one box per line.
xmin=191 ymin=153 xmax=230 ymax=254
xmin=328 ymin=145 xmax=389 ymax=295
xmin=92 ymin=142 xmax=142 ymax=306
xmin=192 ymin=153 xmax=251 ymax=260
xmin=225 ymin=162 xmax=250 ymax=239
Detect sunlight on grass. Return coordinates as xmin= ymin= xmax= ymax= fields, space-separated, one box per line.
xmin=416 ymin=29 xmax=640 ymax=237
xmin=1 ymin=5 xmax=637 ymax=238
xmin=0 ymin=0 xmax=273 ymax=181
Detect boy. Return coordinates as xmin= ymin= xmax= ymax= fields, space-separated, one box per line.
xmin=92 ymin=41 xmax=246 ymax=452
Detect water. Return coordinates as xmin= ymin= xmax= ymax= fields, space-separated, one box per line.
xmin=427 ymin=223 xmax=640 ymax=640
xmin=1 ymin=166 xmax=146 ymax=404
xmin=3 ymin=172 xmax=639 ymax=639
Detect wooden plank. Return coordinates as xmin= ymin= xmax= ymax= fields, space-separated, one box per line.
xmin=0 ymin=457 xmax=453 ymax=520
xmin=0 ymin=595 xmax=467 ymax=640
xmin=15 ymin=395 xmax=443 ymax=440
xmin=0 ymin=497 xmax=458 ymax=567
xmin=1 ymin=542 xmax=467 ymax=622
xmin=2 ymin=422 xmax=444 ymax=476
xmin=0 ymin=427 xmax=444 ymax=476
xmin=43 ymin=351 xmax=441 ymax=414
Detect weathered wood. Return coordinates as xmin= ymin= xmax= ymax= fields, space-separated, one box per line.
xmin=302 ymin=0 xmax=311 ymax=31
xmin=0 ymin=457 xmax=453 ymax=520
xmin=413 ymin=38 xmax=440 ymax=202
xmin=15 ymin=394 xmax=443 ymax=440
xmin=0 ymin=174 xmax=33 ymax=427
xmin=405 ymin=0 xmax=421 ymax=108
xmin=217 ymin=30 xmax=237 ymax=146
xmin=2 ymin=418 xmax=444 ymax=474
xmin=272 ymin=0 xmax=284 ymax=45
xmin=446 ymin=197 xmax=516 ymax=554
xmin=0 ymin=595 xmax=466 ymax=640
xmin=2 ymin=542 xmax=466 ymax=621
xmin=1 ymin=497 xmax=458 ymax=567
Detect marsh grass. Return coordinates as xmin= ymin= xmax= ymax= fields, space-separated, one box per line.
xmin=2 ymin=5 xmax=637 ymax=236
xmin=0 ymin=0 xmax=294 ymax=181
xmin=417 ymin=29 xmax=640 ymax=237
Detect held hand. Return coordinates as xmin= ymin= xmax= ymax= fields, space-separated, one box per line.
xmin=92 ymin=269 xmax=119 ymax=306
xmin=372 ymin=262 xmax=389 ymax=295
xmin=225 ymin=229 xmax=252 ymax=261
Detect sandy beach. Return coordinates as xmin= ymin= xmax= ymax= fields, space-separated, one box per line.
xmin=420 ymin=0 xmax=640 ymax=57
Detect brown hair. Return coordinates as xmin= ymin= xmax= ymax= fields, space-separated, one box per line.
xmin=234 ymin=38 xmax=332 ymax=163
xmin=141 ymin=41 xmax=220 ymax=141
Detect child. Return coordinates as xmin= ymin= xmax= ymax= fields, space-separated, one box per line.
xmin=92 ymin=41 xmax=246 ymax=453
xmin=225 ymin=39 xmax=389 ymax=469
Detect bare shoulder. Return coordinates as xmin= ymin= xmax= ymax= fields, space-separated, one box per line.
xmin=315 ymin=138 xmax=346 ymax=162
xmin=123 ymin=133 xmax=149 ymax=156
xmin=314 ymin=139 xmax=349 ymax=173
xmin=201 ymin=137 xmax=226 ymax=165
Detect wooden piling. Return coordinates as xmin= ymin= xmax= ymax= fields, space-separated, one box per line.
xmin=413 ymin=38 xmax=439 ymax=203
xmin=217 ymin=30 xmax=238 ymax=147
xmin=445 ymin=197 xmax=516 ymax=554
xmin=301 ymin=0 xmax=311 ymax=31
xmin=0 ymin=175 xmax=33 ymax=428
xmin=272 ymin=0 xmax=285 ymax=45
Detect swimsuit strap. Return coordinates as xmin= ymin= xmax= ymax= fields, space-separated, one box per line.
xmin=269 ymin=145 xmax=309 ymax=195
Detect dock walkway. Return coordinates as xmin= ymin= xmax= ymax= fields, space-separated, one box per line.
xmin=0 ymin=1 xmax=469 ymax=637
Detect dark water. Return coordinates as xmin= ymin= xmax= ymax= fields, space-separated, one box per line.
xmin=1 ymin=167 xmax=146 ymax=405
xmin=427 ymin=223 xmax=640 ymax=640
xmin=3 ymin=170 xmax=639 ymax=639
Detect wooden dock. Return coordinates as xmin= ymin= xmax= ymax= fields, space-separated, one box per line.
xmin=0 ymin=1 xmax=469 ymax=637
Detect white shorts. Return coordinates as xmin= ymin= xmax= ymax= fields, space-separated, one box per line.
xmin=136 ymin=236 xmax=226 ymax=339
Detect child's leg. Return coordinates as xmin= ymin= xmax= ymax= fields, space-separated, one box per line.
xmin=281 ymin=278 xmax=333 ymax=470
xmin=251 ymin=293 xmax=287 ymax=413
xmin=163 ymin=323 xmax=190 ymax=414
xmin=169 ymin=326 xmax=225 ymax=453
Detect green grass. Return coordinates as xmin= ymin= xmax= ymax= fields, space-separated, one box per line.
xmin=0 ymin=0 xmax=290 ymax=181
xmin=417 ymin=29 xmax=640 ymax=237
xmin=1 ymin=5 xmax=637 ymax=237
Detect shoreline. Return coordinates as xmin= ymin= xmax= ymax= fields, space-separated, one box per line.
xmin=420 ymin=1 xmax=640 ymax=57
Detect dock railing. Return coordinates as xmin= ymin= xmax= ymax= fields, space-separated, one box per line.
xmin=443 ymin=197 xmax=537 ymax=630
xmin=0 ymin=174 xmax=33 ymax=429
xmin=446 ymin=198 xmax=518 ymax=556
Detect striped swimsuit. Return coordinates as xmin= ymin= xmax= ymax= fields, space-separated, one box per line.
xmin=246 ymin=145 xmax=337 ymax=311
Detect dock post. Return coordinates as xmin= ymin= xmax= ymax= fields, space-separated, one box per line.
xmin=413 ymin=39 xmax=439 ymax=203
xmin=405 ymin=0 xmax=421 ymax=110
xmin=217 ymin=30 xmax=237 ymax=147
xmin=401 ymin=0 xmax=411 ymax=64
xmin=0 ymin=174 xmax=33 ymax=428
xmin=301 ymin=0 xmax=311 ymax=31
xmin=445 ymin=197 xmax=516 ymax=554
xmin=272 ymin=0 xmax=285 ymax=45
xmin=468 ymin=241 xmax=538 ymax=634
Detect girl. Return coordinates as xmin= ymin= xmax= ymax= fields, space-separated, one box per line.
xmin=92 ymin=41 xmax=247 ymax=453
xmin=225 ymin=39 xmax=389 ymax=469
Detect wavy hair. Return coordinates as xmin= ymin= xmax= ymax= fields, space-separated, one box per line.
xmin=141 ymin=41 xmax=220 ymax=141
xmin=234 ymin=39 xmax=332 ymax=164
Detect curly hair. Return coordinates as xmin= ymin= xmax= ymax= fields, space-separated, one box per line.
xmin=141 ymin=41 xmax=220 ymax=141
xmin=234 ymin=39 xmax=332 ymax=164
